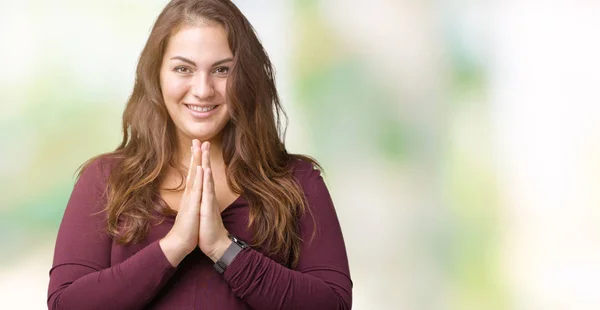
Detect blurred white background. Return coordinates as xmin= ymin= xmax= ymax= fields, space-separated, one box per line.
xmin=1 ymin=1 xmax=599 ymax=309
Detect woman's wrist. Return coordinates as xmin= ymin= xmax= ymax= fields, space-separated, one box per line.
xmin=159 ymin=235 xmax=189 ymax=267
xmin=207 ymin=235 xmax=233 ymax=263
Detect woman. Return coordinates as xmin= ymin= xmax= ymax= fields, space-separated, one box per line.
xmin=47 ymin=0 xmax=352 ymax=309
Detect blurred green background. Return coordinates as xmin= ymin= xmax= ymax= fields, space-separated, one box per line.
xmin=2 ymin=1 xmax=600 ymax=309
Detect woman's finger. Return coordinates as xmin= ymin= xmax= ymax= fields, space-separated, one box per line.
xmin=201 ymin=141 xmax=210 ymax=170
xmin=184 ymin=150 xmax=195 ymax=194
xmin=188 ymin=165 xmax=203 ymax=210
xmin=184 ymin=140 xmax=202 ymax=194
xmin=201 ymin=167 xmax=215 ymax=215
xmin=200 ymin=142 xmax=212 ymax=212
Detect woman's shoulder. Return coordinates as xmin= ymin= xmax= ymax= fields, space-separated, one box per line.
xmin=289 ymin=157 xmax=316 ymax=171
xmin=77 ymin=153 xmax=122 ymax=184
xmin=288 ymin=155 xmax=323 ymax=187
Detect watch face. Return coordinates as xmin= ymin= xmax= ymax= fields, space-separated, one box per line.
xmin=231 ymin=235 xmax=249 ymax=248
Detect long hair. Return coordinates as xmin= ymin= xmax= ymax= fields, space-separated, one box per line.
xmin=79 ymin=0 xmax=319 ymax=268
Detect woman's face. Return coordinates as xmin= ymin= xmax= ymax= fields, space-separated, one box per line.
xmin=160 ymin=23 xmax=233 ymax=143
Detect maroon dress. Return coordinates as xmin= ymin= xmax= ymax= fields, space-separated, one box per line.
xmin=48 ymin=156 xmax=352 ymax=309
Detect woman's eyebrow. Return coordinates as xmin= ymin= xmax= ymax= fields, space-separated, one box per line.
xmin=170 ymin=56 xmax=196 ymax=66
xmin=170 ymin=56 xmax=233 ymax=67
xmin=212 ymin=57 xmax=233 ymax=66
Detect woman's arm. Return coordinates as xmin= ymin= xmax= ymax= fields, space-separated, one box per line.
xmin=47 ymin=158 xmax=177 ymax=310
xmin=222 ymin=161 xmax=353 ymax=310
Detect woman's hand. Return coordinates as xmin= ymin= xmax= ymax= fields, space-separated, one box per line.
xmin=159 ymin=139 xmax=203 ymax=267
xmin=198 ymin=141 xmax=232 ymax=262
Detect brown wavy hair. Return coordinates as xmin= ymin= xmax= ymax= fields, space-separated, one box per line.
xmin=79 ymin=0 xmax=319 ymax=267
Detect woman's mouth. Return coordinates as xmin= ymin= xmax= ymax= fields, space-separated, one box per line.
xmin=186 ymin=104 xmax=217 ymax=112
xmin=185 ymin=104 xmax=219 ymax=118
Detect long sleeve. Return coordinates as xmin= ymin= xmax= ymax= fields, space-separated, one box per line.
xmin=47 ymin=158 xmax=177 ymax=310
xmin=222 ymin=161 xmax=353 ymax=310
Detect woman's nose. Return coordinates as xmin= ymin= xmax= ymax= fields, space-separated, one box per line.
xmin=190 ymin=74 xmax=215 ymax=99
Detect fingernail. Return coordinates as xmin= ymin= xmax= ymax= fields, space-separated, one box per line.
xmin=192 ymin=139 xmax=200 ymax=148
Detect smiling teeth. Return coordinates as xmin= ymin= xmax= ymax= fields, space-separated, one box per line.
xmin=188 ymin=105 xmax=216 ymax=112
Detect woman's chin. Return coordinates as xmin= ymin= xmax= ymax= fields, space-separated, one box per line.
xmin=176 ymin=121 xmax=228 ymax=143
xmin=182 ymin=129 xmax=219 ymax=142
xmin=187 ymin=134 xmax=214 ymax=142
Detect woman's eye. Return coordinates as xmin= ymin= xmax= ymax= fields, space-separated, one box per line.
xmin=213 ymin=66 xmax=229 ymax=75
xmin=174 ymin=66 xmax=191 ymax=74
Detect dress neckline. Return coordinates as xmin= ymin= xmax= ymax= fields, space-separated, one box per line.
xmin=156 ymin=193 xmax=244 ymax=218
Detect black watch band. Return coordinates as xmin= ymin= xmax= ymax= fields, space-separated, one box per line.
xmin=214 ymin=234 xmax=249 ymax=274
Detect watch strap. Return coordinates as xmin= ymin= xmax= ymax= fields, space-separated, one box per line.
xmin=214 ymin=235 xmax=248 ymax=274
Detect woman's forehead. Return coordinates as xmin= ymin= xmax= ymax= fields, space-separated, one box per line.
xmin=164 ymin=25 xmax=232 ymax=64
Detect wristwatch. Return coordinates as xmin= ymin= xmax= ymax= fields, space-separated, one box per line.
xmin=214 ymin=234 xmax=249 ymax=274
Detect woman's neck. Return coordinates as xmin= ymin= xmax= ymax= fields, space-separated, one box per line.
xmin=176 ymin=133 xmax=224 ymax=169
